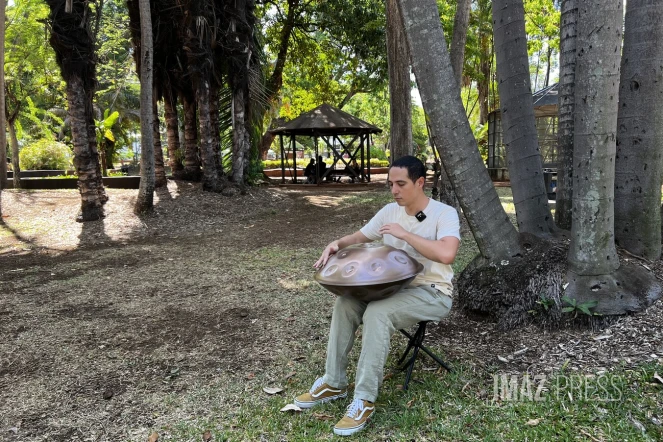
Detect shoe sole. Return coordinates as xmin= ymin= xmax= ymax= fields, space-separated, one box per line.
xmin=293 ymin=391 xmax=348 ymax=409
xmin=333 ymin=420 xmax=368 ymax=436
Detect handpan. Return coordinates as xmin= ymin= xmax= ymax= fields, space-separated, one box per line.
xmin=314 ymin=243 xmax=424 ymax=302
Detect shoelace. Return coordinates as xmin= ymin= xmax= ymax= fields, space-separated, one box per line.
xmin=345 ymin=398 xmax=364 ymax=417
xmin=309 ymin=377 xmax=325 ymax=393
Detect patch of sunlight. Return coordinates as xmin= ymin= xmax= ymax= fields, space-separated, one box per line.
xmin=303 ymin=194 xmax=349 ymax=208
xmin=277 ymin=278 xmax=313 ymax=290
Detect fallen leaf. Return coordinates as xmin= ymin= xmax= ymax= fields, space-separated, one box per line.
xmin=148 ymin=432 xmax=159 ymax=442
xmin=202 ymin=430 xmax=212 ymax=441
xmin=498 ymin=356 xmax=509 ymax=363
xmin=263 ymin=386 xmax=284 ymax=395
xmin=593 ymin=334 xmax=612 ymax=341
xmin=406 ymin=397 xmax=416 ymax=408
xmin=653 ymin=372 xmax=663 ymax=385
xmin=285 ymin=317 xmax=295 ymax=322
xmin=383 ymin=373 xmax=393 ymax=382
xmin=246 ymin=373 xmax=255 ymax=380
xmin=526 ymin=418 xmax=541 ymax=426
xmin=280 ymin=404 xmax=302 ymax=412
xmin=283 ymin=371 xmax=296 ymax=380
xmin=312 ymin=412 xmax=334 ymax=420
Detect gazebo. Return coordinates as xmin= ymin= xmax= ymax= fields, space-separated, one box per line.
xmin=487 ymin=83 xmax=559 ymax=181
xmin=269 ymin=104 xmax=382 ymax=184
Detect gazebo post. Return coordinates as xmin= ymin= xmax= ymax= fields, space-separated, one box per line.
xmin=280 ymin=134 xmax=285 ymax=184
xmin=314 ymin=134 xmax=319 ymax=185
xmin=368 ymin=134 xmax=372 ymax=182
xmin=360 ymin=133 xmax=365 ymax=182
xmin=292 ymin=135 xmax=297 ymax=184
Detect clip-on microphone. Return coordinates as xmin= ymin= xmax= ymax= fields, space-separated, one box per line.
xmin=415 ymin=211 xmax=427 ymax=222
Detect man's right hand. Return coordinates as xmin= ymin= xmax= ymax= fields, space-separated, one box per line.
xmin=314 ymin=241 xmax=340 ymax=269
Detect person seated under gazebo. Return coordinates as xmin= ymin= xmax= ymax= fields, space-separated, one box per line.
xmin=304 ymin=158 xmax=316 ymax=184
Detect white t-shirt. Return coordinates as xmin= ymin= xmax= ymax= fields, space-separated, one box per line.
xmin=360 ymin=199 xmax=460 ymax=296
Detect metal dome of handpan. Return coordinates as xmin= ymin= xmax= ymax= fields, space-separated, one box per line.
xmin=314 ymin=244 xmax=424 ymax=302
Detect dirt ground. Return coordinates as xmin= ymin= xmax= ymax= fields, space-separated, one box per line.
xmin=0 ymin=182 xmax=661 ymax=441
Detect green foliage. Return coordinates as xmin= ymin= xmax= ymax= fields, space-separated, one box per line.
xmin=370 ymin=145 xmax=388 ymax=161
xmin=561 ymin=296 xmax=600 ymax=317
xmin=19 ymin=139 xmax=73 ymax=170
xmin=95 ymin=109 xmax=120 ymax=145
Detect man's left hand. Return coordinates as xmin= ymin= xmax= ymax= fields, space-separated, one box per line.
xmin=378 ymin=223 xmax=408 ymax=240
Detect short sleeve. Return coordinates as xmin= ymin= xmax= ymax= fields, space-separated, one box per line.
xmin=436 ymin=207 xmax=461 ymax=241
xmin=360 ymin=205 xmax=390 ymax=241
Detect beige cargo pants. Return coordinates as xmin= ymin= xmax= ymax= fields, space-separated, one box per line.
xmin=322 ymin=285 xmax=452 ymax=402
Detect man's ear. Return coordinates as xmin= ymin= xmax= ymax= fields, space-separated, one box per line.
xmin=417 ymin=176 xmax=425 ymax=188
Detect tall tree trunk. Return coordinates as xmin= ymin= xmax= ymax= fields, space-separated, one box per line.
xmin=230 ymin=0 xmax=253 ymax=185
xmin=8 ymin=120 xmax=20 ymax=189
xmin=163 ymin=86 xmax=184 ymax=178
xmin=181 ymin=91 xmax=201 ymax=181
xmin=47 ymin=0 xmax=106 ymax=221
xmin=386 ymin=0 xmax=412 ymax=161
xmin=567 ymin=0 xmax=622 ymax=275
xmin=544 ymin=44 xmax=552 ymax=88
xmin=477 ymin=34 xmax=491 ymax=125
xmin=231 ymin=87 xmax=251 ymax=185
xmin=152 ymin=93 xmax=167 ymax=187
xmin=134 ymin=0 xmax=155 ymax=213
xmin=198 ymin=78 xmax=221 ymax=191
xmin=257 ymin=0 xmax=299 ymax=160
xmin=492 ymin=0 xmax=554 ymax=235
xmin=209 ymin=83 xmax=223 ymax=177
xmin=450 ymin=0 xmax=471 ymax=86
xmin=555 ymin=0 xmax=577 ymax=230
xmin=397 ymin=0 xmax=521 ymax=261
xmin=614 ymin=0 xmax=663 ymax=261
xmin=0 ymin=0 xmax=6 ymax=192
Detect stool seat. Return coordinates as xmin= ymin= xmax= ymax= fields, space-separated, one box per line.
xmin=397 ymin=321 xmax=452 ymax=390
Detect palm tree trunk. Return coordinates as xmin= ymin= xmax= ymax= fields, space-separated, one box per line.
xmin=0 ymin=0 xmax=6 ymax=191
xmin=397 ymin=0 xmax=521 ymax=261
xmin=182 ymin=91 xmax=201 ymax=181
xmin=209 ymin=82 xmax=224 ymax=177
xmin=555 ymin=0 xmax=577 ymax=230
xmin=386 ymin=0 xmax=412 ymax=161
xmin=198 ymin=78 xmax=221 ymax=192
xmin=134 ymin=0 xmax=155 ymax=213
xmin=492 ymin=0 xmax=554 ymax=235
xmin=152 ymin=93 xmax=167 ymax=187
xmin=163 ymin=87 xmax=184 ymax=179
xmin=231 ymin=86 xmax=251 ymax=185
xmin=567 ymin=0 xmax=622 ymax=275
xmin=614 ymin=0 xmax=663 ymax=260
xmin=8 ymin=120 xmax=20 ymax=189
xmin=450 ymin=0 xmax=471 ymax=86
xmin=46 ymin=0 xmax=106 ymax=220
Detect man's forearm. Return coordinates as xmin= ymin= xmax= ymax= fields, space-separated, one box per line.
xmin=402 ymin=232 xmax=459 ymax=265
xmin=336 ymin=231 xmax=371 ymax=249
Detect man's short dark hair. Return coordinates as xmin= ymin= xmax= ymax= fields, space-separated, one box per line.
xmin=390 ymin=155 xmax=426 ymax=183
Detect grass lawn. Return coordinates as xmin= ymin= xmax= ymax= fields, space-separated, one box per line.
xmin=0 ymin=184 xmax=660 ymax=441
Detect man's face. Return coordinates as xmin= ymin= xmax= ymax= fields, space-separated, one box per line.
xmin=388 ymin=167 xmax=423 ymax=206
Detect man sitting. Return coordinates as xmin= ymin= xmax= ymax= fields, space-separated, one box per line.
xmin=304 ymin=158 xmax=316 ymax=184
xmin=295 ymin=155 xmax=461 ymax=436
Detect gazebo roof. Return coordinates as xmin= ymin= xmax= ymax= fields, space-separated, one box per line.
xmin=490 ymin=83 xmax=559 ymax=118
xmin=270 ymin=103 xmax=382 ymax=136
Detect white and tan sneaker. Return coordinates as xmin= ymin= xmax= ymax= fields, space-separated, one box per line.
xmin=333 ymin=398 xmax=375 ymax=436
xmin=294 ymin=377 xmax=348 ymax=409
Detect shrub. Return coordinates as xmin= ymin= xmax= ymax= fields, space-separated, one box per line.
xmin=19 ymin=139 xmax=72 ymax=170
xmin=370 ymin=146 xmax=388 ymax=161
